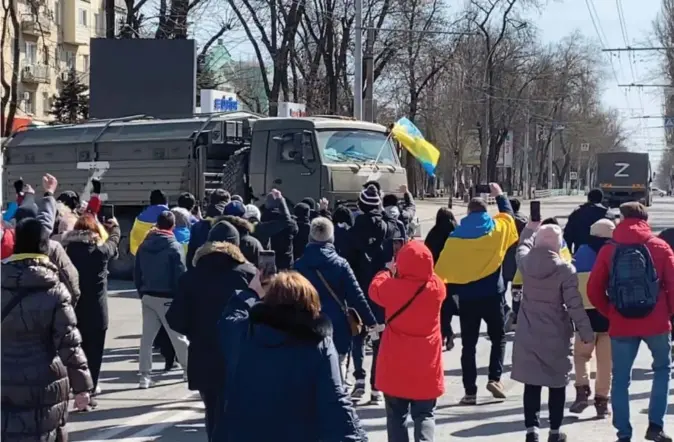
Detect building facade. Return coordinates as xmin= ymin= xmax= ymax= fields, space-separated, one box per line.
xmin=2 ymin=0 xmax=124 ymax=123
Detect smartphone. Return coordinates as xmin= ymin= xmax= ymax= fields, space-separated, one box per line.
xmin=258 ymin=250 xmax=277 ymax=279
xmin=392 ymin=238 xmax=405 ymax=256
xmin=530 ymin=200 xmax=541 ymax=222
xmin=98 ymin=204 xmax=114 ymax=223
xmin=474 ymin=184 xmax=491 ymax=194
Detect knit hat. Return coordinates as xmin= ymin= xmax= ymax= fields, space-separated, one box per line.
xmin=533 ymin=224 xmax=563 ymax=252
xmin=309 ymin=217 xmax=334 ymax=243
xmin=590 ymin=219 xmax=615 ymax=239
xmin=294 ymin=202 xmax=311 ymax=221
xmin=224 ymin=200 xmax=246 ymax=218
xmin=301 ymin=197 xmax=317 ymax=210
xmin=170 ymin=207 xmax=192 ymax=228
xmin=358 ymin=184 xmax=381 ymax=212
xmin=244 ymin=204 xmax=261 ymax=222
xmin=231 ymin=194 xmax=244 ymax=203
xmin=333 ymin=205 xmax=354 ymax=227
xmin=383 ymin=194 xmax=399 ymax=208
xmin=208 ymin=220 xmax=240 ymax=246
xmin=57 ymin=191 xmax=80 ymax=212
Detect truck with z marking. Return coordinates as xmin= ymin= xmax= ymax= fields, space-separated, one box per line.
xmin=595 ymin=151 xmax=652 ymax=208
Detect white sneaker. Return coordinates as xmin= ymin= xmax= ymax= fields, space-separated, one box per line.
xmin=93 ymin=385 xmax=102 ymax=396
xmin=138 ymin=375 xmax=153 ymax=389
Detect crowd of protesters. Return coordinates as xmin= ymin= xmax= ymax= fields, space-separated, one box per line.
xmin=2 ymin=174 xmax=674 ymax=442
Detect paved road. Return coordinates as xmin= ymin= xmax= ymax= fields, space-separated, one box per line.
xmin=69 ymin=196 xmax=674 ymax=441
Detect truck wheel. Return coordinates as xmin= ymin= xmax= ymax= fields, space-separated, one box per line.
xmin=108 ymin=215 xmax=135 ymax=280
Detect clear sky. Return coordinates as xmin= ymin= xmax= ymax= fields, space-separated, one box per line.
xmin=531 ymin=0 xmax=666 ymax=167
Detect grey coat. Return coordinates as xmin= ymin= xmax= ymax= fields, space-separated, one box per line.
xmin=511 ymin=227 xmax=593 ymax=388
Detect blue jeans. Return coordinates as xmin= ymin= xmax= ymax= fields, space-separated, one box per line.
xmin=385 ymin=395 xmax=436 ymax=442
xmin=611 ymin=333 xmax=671 ymax=439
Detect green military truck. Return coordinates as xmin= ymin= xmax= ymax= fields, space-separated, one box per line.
xmin=2 ymin=112 xmax=407 ymax=277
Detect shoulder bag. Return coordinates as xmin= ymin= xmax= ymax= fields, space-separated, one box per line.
xmin=2 ymin=289 xmax=30 ymax=322
xmin=316 ymin=270 xmax=363 ymax=336
xmin=386 ymin=281 xmax=428 ymax=325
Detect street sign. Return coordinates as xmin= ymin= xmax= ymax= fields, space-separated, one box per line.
xmin=570 ymin=171 xmax=578 ymax=180
xmin=665 ymin=117 xmax=674 ymax=135
xmin=580 ymin=143 xmax=590 ymax=152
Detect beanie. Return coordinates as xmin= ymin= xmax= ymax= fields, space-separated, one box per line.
xmin=294 ymin=202 xmax=311 ymax=221
xmin=244 ymin=204 xmax=261 ymax=222
xmin=309 ymin=217 xmax=335 ymax=243
xmin=590 ymin=219 xmax=615 ymax=239
xmin=382 ymin=194 xmax=399 ymax=208
xmin=224 ymin=200 xmax=246 ymax=218
xmin=301 ymin=197 xmax=317 ymax=210
xmin=358 ymin=184 xmax=381 ymax=212
xmin=533 ymin=224 xmax=563 ymax=252
xmin=208 ymin=220 xmax=240 ymax=246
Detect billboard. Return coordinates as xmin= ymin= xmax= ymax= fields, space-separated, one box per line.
xmin=89 ymin=39 xmax=196 ymax=119
xmin=200 ymin=89 xmax=239 ymax=113
xmin=278 ymin=101 xmax=307 ymax=117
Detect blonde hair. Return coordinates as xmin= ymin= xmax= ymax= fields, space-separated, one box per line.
xmin=263 ymin=271 xmax=321 ymax=319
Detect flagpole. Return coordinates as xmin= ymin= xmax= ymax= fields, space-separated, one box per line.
xmin=372 ymin=131 xmax=394 ymax=170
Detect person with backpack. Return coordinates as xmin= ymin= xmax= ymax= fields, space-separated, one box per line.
xmin=657 ymin=227 xmax=674 ymax=350
xmin=588 ymin=202 xmax=674 ymax=442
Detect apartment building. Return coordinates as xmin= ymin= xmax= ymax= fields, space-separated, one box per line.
xmin=2 ymin=0 xmax=124 ymax=123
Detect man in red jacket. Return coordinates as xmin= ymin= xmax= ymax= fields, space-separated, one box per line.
xmin=588 ymin=202 xmax=674 ymax=442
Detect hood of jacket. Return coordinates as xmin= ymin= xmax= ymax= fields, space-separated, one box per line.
xmin=612 ymin=218 xmax=653 ymax=245
xmin=193 ymin=240 xmax=246 ymax=268
xmin=2 ymin=255 xmax=60 ymax=291
xmin=205 ymin=202 xmax=227 ymax=218
xmin=218 ymin=215 xmax=254 ymax=237
xmin=60 ymin=229 xmax=103 ymax=247
xmin=396 ymin=241 xmax=434 ymax=281
xmin=520 ymin=246 xmax=563 ymax=279
xmin=249 ymin=302 xmax=333 ymax=346
xmin=141 ymin=229 xmax=177 ymax=254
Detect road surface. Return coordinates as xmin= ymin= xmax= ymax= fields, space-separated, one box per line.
xmin=69 ymin=196 xmax=674 ymax=441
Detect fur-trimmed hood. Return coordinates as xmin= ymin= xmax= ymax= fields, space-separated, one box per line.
xmin=214 ymin=215 xmax=254 ymax=236
xmin=60 ymin=229 xmax=103 ymax=246
xmin=193 ymin=240 xmax=246 ymax=267
xmin=249 ymin=302 xmax=333 ymax=344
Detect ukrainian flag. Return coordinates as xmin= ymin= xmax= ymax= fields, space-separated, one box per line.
xmin=435 ymin=212 xmax=518 ymax=284
xmin=129 ymin=204 xmax=168 ymax=255
xmin=390 ymin=117 xmax=440 ymax=176
xmin=174 ymin=225 xmax=190 ymax=256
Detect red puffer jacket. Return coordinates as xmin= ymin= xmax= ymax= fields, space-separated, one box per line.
xmin=1 ymin=225 xmax=15 ymax=259
xmin=588 ymin=218 xmax=674 ymax=337
xmin=369 ymin=240 xmax=446 ymax=401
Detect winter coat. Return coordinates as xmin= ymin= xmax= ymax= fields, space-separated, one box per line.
xmin=47 ymin=239 xmax=81 ymax=307
xmin=220 ymin=215 xmax=264 ymax=266
xmin=1 ymin=225 xmax=15 ymax=259
xmin=293 ymin=221 xmax=311 ymax=262
xmin=294 ymin=242 xmax=377 ymax=355
xmin=51 ymin=202 xmax=79 ymax=241
xmin=511 ymin=227 xmax=593 ymax=388
xmin=424 ymin=223 xmax=456 ymax=265
xmin=369 ymin=241 xmax=446 ymax=400
xmin=502 ymin=211 xmax=528 ymax=281
xmin=61 ymin=226 xmax=121 ymax=331
xmin=134 ymin=229 xmax=186 ymax=298
xmin=167 ymin=241 xmax=256 ymax=392
xmin=1 ymin=255 xmax=93 ymax=442
xmin=573 ymin=236 xmax=610 ymax=333
xmin=587 ymin=218 xmax=674 ymax=337
xmin=563 ymin=202 xmax=609 ymax=253
xmin=217 ymin=291 xmax=368 ymax=442
xmin=260 ymin=200 xmax=299 ymax=270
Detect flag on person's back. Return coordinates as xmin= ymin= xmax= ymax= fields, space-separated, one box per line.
xmin=390 ymin=117 xmax=440 ymax=176
xmin=129 ymin=204 xmax=168 ymax=255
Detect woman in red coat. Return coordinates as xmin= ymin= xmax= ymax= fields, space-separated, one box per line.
xmin=369 ymin=240 xmax=446 ymax=442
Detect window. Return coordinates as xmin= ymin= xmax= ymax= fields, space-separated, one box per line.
xmin=94 ymin=13 xmax=103 ymax=35
xmin=55 ymin=1 xmax=61 ymax=26
xmin=82 ymin=54 xmax=89 ymax=72
xmin=25 ymin=91 xmax=35 ymax=114
xmin=78 ymin=8 xmax=88 ymax=26
xmin=65 ymin=51 xmax=75 ymax=70
xmin=278 ymin=133 xmax=316 ymax=163
xmin=25 ymin=42 xmax=37 ymax=64
xmin=316 ymin=130 xmax=400 ymax=166
xmin=42 ymin=92 xmax=51 ymax=116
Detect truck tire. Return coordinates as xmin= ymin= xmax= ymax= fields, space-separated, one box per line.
xmin=108 ymin=215 xmax=135 ymax=280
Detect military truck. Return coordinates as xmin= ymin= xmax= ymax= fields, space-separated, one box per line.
xmin=2 ymin=112 xmax=407 ymax=277
xmin=595 ymin=151 xmax=652 ymax=208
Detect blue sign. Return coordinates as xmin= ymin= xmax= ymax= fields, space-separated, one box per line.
xmin=214 ymin=97 xmax=238 ymax=111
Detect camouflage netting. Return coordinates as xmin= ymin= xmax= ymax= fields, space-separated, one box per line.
xmin=219 ymin=146 xmax=250 ymax=198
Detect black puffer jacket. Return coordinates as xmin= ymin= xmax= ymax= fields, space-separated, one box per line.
xmin=219 ymin=216 xmax=263 ymax=266
xmin=61 ymin=226 xmax=121 ymax=331
xmin=259 ymin=199 xmax=298 ymax=270
xmin=1 ymin=256 xmax=93 ymax=442
xmin=167 ymin=241 xmax=256 ymax=392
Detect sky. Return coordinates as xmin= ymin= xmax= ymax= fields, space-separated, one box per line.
xmin=531 ymin=0 xmax=666 ymax=168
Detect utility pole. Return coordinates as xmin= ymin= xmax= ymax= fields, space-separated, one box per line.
xmin=353 ymin=0 xmax=363 ymax=120
xmin=523 ymin=108 xmax=530 ymax=199
xmin=363 ymin=26 xmax=375 ymax=122
xmin=105 ymin=0 xmax=116 ymax=38
xmin=480 ymin=66 xmax=490 ymax=183
xmin=548 ymin=136 xmax=554 ymax=189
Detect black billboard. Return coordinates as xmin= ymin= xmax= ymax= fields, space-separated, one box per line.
xmin=89 ymin=39 xmax=196 ymax=119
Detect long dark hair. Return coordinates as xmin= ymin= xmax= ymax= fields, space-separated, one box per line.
xmin=435 ymin=207 xmax=457 ymax=231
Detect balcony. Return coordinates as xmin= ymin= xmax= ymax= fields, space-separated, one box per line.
xmin=21 ymin=14 xmax=53 ymax=36
xmin=21 ymin=64 xmax=52 ymax=84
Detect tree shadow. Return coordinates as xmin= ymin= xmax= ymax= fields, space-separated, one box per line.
xmin=444 ymin=363 xmax=512 ymax=378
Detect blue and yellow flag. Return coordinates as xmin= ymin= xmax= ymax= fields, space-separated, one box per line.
xmin=390 ymin=117 xmax=440 ymax=176
xmin=129 ymin=204 xmax=168 ymax=255
xmin=435 ymin=212 xmax=518 ymax=285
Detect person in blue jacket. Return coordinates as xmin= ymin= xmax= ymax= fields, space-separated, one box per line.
xmin=294 ymin=217 xmax=377 ymax=380
xmin=216 ymin=271 xmax=367 ymax=442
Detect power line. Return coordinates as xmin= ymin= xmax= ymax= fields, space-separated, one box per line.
xmin=602 ymin=47 xmax=674 ymax=52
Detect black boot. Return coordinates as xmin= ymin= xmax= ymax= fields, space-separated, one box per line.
xmin=645 ymin=424 xmax=672 ymax=442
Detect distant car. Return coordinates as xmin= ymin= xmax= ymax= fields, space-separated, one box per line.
xmin=651 ymin=187 xmax=666 ymax=197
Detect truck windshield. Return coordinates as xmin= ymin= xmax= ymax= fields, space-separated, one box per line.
xmin=316 ymin=129 xmax=399 ymax=166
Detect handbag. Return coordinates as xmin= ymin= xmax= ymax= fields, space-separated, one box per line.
xmin=316 ymin=270 xmax=363 ymax=336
